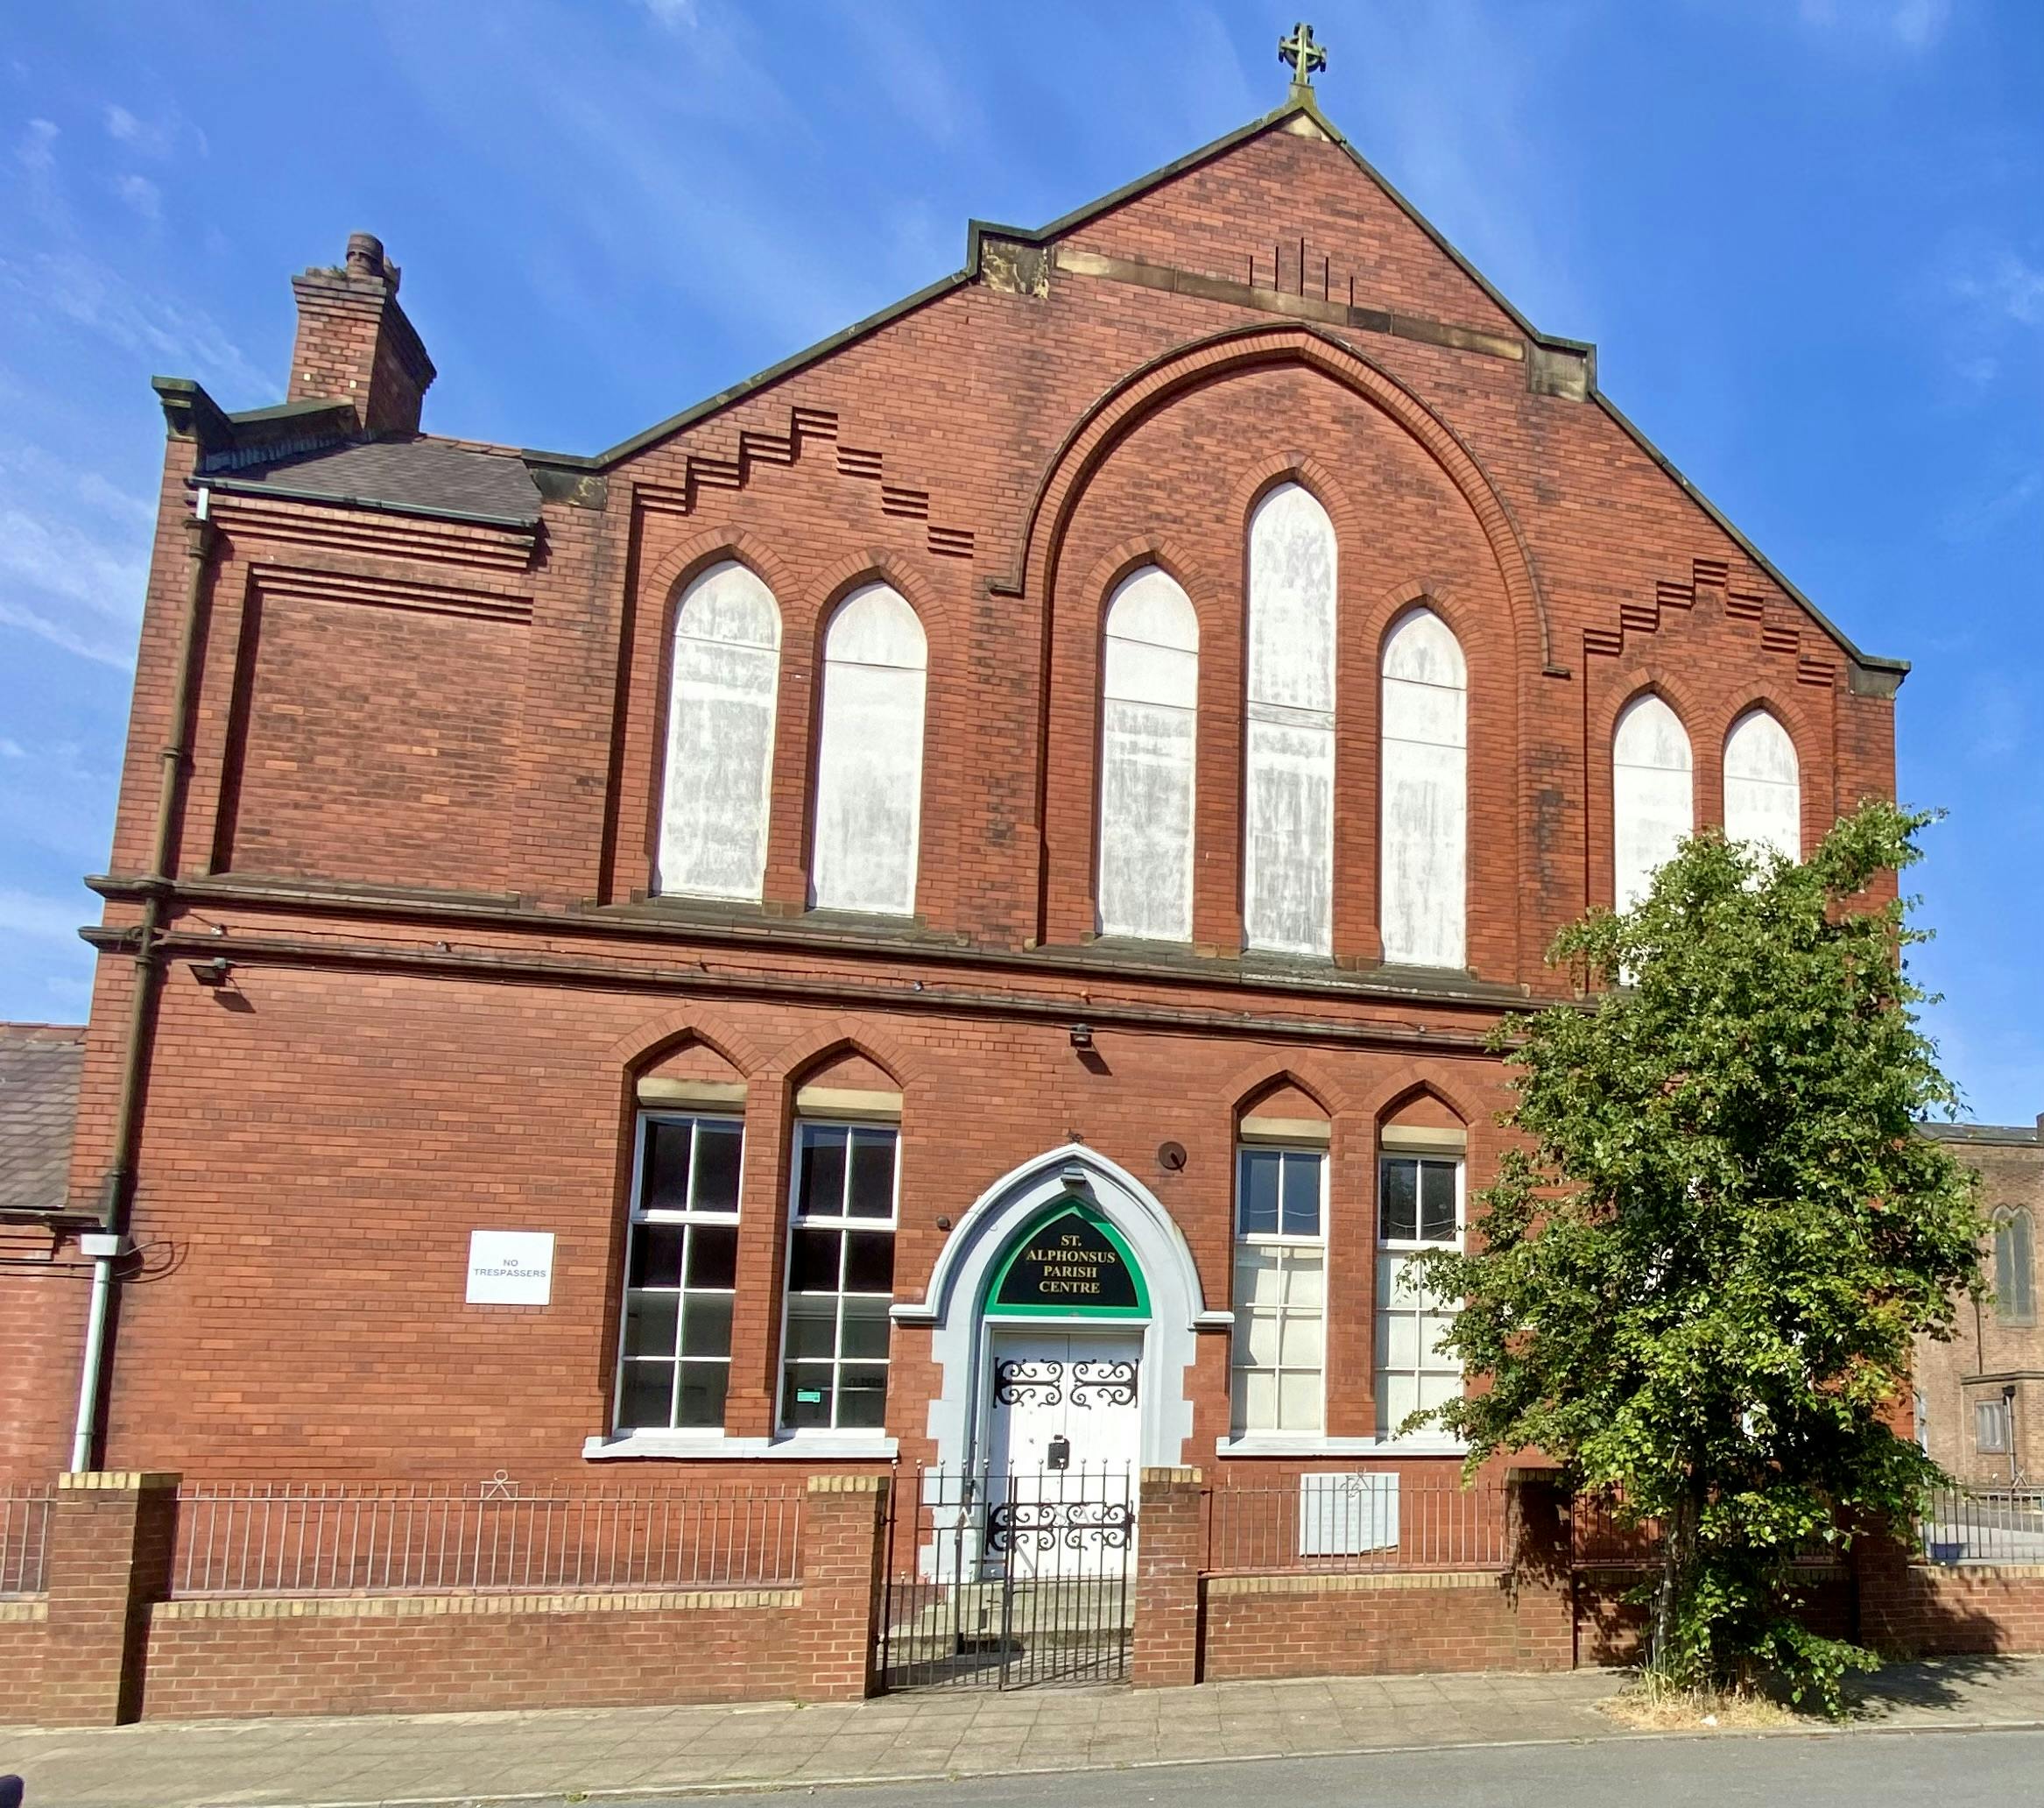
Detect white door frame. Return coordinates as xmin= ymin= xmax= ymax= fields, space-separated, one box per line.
xmin=892 ymin=1144 xmax=1233 ymax=1477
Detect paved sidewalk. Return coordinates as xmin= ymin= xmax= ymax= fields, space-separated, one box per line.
xmin=9 ymin=1659 xmax=2044 ymax=1808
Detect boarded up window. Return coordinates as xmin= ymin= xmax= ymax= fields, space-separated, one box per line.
xmin=1379 ymin=608 xmax=1466 ymax=967
xmin=656 ymin=561 xmax=780 ymax=900
xmin=810 ymin=583 xmax=927 ymax=916
xmin=1723 ymin=709 xmax=1801 ymax=864
xmin=1612 ymin=694 xmax=1693 ymax=912
xmin=1244 ymin=483 xmax=1336 ymax=957
xmin=1097 ymin=566 xmax=1198 ymax=941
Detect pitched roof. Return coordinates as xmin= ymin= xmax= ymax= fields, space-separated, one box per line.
xmin=518 ymin=94 xmax=1902 ymax=681
xmin=206 ymin=436 xmax=543 ymax=527
xmin=0 ymin=1024 xmax=84 ymax=1217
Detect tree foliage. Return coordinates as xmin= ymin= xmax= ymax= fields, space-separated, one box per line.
xmin=1411 ymin=800 xmax=1983 ymax=1712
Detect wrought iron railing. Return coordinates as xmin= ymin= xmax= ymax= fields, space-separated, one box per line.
xmin=1921 ymin=1486 xmax=2044 ymax=1567
xmin=0 ymin=1485 xmax=54 ymax=1597
xmin=171 ymin=1477 xmax=802 ymax=1597
xmin=1205 ymin=1476 xmax=1509 ymax=1574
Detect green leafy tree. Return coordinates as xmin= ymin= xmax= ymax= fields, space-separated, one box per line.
xmin=1411 ymin=800 xmax=1983 ymax=1712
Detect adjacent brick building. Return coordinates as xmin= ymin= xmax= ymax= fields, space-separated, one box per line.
xmin=1915 ymin=1118 xmax=2044 ymax=1485
xmin=4 ymin=82 xmax=1909 ymax=1522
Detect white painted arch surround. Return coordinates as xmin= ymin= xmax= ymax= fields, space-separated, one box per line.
xmin=892 ymin=1143 xmax=1232 ymax=1475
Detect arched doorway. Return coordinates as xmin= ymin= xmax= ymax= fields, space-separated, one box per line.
xmin=882 ymin=1147 xmax=1226 ymax=1689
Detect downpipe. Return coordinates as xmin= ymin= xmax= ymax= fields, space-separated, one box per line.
xmin=69 ymin=483 xmax=215 ymax=1473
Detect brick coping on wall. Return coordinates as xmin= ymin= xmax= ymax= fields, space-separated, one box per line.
xmin=1206 ymin=1569 xmax=1505 ymax=1595
xmin=151 ymin=1586 xmax=800 ymax=1621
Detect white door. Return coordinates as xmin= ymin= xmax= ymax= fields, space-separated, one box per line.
xmin=984 ymin=1331 xmax=1140 ymax=1579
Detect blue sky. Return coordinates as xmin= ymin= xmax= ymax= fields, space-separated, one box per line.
xmin=0 ymin=2 xmax=2037 ymax=1122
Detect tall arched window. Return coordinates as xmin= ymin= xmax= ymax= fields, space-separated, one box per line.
xmin=1379 ymin=608 xmax=1467 ymax=968
xmin=1244 ymin=482 xmax=1336 ymax=957
xmin=656 ymin=561 xmax=780 ymax=900
xmin=1098 ymin=566 xmax=1198 ymax=942
xmin=810 ymin=583 xmax=927 ymax=916
xmin=1612 ymin=694 xmax=1693 ymax=912
xmin=1723 ymin=709 xmax=1801 ymax=864
xmin=1996 ymin=1210 xmax=2036 ymax=1324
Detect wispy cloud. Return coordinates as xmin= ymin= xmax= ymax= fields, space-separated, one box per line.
xmin=102 ymin=102 xmax=204 ymax=159
xmin=1799 ymin=0 xmax=1953 ymax=52
xmin=112 ymin=172 xmax=160 ymax=222
xmin=1942 ymin=466 xmax=2042 ymax=542
xmin=0 ymin=247 xmax=266 ymax=398
xmin=1955 ymin=251 xmax=2044 ymax=329
xmin=0 ymin=887 xmax=89 ymax=945
xmin=0 ymin=444 xmax=154 ymax=667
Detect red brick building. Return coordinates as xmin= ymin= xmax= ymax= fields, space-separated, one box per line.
xmin=5 ymin=81 xmax=1906 ymax=1513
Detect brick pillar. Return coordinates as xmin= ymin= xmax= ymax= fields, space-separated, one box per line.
xmin=1851 ymin=1515 xmax=1916 ymax=1657
xmin=798 ymin=1473 xmax=889 ymax=1701
xmin=1131 ymin=1466 xmax=1202 ymax=1688
xmin=37 ymin=1471 xmax=180 ymax=1726
xmin=1505 ymin=1466 xmax=1575 ymax=1671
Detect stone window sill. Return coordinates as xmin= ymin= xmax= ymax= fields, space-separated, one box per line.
xmin=583 ymin=1431 xmax=899 ymax=1461
xmin=1214 ymin=1434 xmax=1470 ymax=1458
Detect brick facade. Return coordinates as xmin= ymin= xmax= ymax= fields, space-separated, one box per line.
xmin=1913 ymin=1119 xmax=2044 ymax=1484
xmin=0 ymin=88 xmax=1949 ymax=1713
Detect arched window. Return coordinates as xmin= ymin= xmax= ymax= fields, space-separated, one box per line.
xmin=1995 ymin=1210 xmax=2035 ymax=1323
xmin=1612 ymin=694 xmax=1693 ymax=912
xmin=1379 ymin=608 xmax=1467 ymax=968
xmin=810 ymin=583 xmax=927 ymax=916
xmin=1244 ymin=482 xmax=1336 ymax=957
xmin=1723 ymin=709 xmax=1801 ymax=864
xmin=656 ymin=561 xmax=780 ymax=900
xmin=1098 ymin=566 xmax=1198 ymax=942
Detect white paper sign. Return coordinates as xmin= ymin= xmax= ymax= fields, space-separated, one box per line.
xmin=465 ymin=1231 xmax=555 ymax=1305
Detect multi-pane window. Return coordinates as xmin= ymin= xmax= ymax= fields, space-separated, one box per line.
xmin=1230 ymin=1146 xmax=1326 ymax=1435
xmin=615 ymin=1113 xmax=743 ymax=1431
xmin=1977 ymin=1398 xmax=2012 ymax=1455
xmin=1375 ymin=1154 xmax=1463 ymax=1439
xmin=1994 ymin=1211 xmax=2035 ymax=1324
xmin=780 ymin=1123 xmax=898 ymax=1430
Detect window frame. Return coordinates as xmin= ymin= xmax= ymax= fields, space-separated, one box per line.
xmin=1373 ymin=1150 xmax=1467 ymax=1441
xmin=1994 ymin=1209 xmax=2036 ymax=1324
xmin=1229 ymin=1142 xmax=1330 ymax=1437
xmin=611 ymin=1110 xmax=745 ymax=1435
xmin=776 ymin=1117 xmax=902 ymax=1434
xmin=1977 ymin=1397 xmax=2012 ymax=1455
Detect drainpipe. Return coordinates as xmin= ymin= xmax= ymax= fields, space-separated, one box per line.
xmin=70 ymin=484 xmax=216 ymax=1473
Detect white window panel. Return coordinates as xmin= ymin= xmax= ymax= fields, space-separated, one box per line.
xmin=1099 ymin=566 xmax=1199 ymax=942
xmin=1380 ymin=607 xmax=1467 ymax=967
xmin=811 ymin=584 xmax=927 ymax=916
xmin=1613 ymin=694 xmax=1693 ymax=912
xmin=1723 ymin=709 xmax=1801 ymax=864
xmin=1375 ymin=1155 xmax=1464 ymax=1441
xmin=657 ymin=562 xmax=780 ymax=901
xmin=1245 ymin=484 xmax=1336 ymax=957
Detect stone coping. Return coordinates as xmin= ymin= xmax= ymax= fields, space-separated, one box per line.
xmin=1206 ymin=1567 xmax=1504 ymax=1595
xmin=152 ymin=1586 xmax=799 ymax=1621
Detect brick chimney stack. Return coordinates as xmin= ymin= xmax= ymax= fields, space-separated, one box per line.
xmin=286 ymin=231 xmax=436 ymax=436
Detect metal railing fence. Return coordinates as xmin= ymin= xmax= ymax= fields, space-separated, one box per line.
xmin=172 ymin=1480 xmax=803 ymax=1598
xmin=1921 ymin=1486 xmax=2044 ymax=1567
xmin=0 ymin=1484 xmax=54 ymax=1596
xmin=1206 ymin=1477 xmax=1509 ymax=1575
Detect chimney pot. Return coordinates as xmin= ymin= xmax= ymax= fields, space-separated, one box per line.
xmin=344 ymin=232 xmax=387 ymax=280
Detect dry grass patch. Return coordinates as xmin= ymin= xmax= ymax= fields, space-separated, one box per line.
xmin=1596 ymin=1676 xmax=1799 ymax=1732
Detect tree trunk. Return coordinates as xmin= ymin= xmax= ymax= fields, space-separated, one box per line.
xmin=1649 ymin=1482 xmax=1699 ymax=1684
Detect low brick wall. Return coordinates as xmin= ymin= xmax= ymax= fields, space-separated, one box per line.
xmin=1574 ymin=1563 xmax=1855 ymax=1668
xmin=1202 ymin=1570 xmax=1570 ymax=1681
xmin=0 ymin=1599 xmax=47 ymax=1724
xmin=1867 ymin=1564 xmax=2044 ymax=1657
xmin=138 ymin=1586 xmax=803 ymax=1720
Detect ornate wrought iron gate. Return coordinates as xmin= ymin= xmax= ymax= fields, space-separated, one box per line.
xmin=878 ymin=1465 xmax=1137 ymax=1689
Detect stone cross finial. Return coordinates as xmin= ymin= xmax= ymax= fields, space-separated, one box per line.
xmin=1279 ymin=21 xmax=1327 ymax=92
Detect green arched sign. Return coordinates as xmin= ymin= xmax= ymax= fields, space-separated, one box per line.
xmin=986 ymin=1199 xmax=1150 ymax=1319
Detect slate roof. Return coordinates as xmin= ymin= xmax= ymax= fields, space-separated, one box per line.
xmin=215 ymin=437 xmax=542 ymax=526
xmin=0 ymin=1024 xmax=84 ymax=1217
